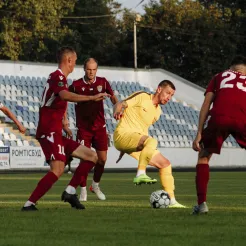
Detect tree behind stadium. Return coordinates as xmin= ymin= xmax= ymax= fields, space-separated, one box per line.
xmin=132 ymin=0 xmax=245 ymax=87
xmin=0 ymin=0 xmax=76 ymax=61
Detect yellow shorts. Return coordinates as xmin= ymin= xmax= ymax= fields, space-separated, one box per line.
xmin=113 ymin=129 xmax=159 ymax=162
xmin=113 ymin=129 xmax=144 ymax=154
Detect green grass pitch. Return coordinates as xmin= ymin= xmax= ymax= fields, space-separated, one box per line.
xmin=0 ymin=171 xmax=246 ymax=246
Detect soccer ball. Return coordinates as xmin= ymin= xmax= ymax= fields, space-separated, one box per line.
xmin=150 ymin=190 xmax=170 ymax=208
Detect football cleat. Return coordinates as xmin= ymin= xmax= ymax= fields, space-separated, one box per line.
xmin=168 ymin=202 xmax=186 ymax=208
xmin=79 ymin=188 xmax=87 ymax=202
xmin=133 ymin=174 xmax=157 ymax=185
xmin=61 ymin=191 xmax=85 ymax=210
xmin=89 ymin=185 xmax=106 ymax=200
xmin=192 ymin=202 xmax=209 ymax=215
xmin=21 ymin=204 xmax=38 ymax=211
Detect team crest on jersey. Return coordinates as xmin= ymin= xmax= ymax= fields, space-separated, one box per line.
xmin=97 ymin=85 xmax=102 ymax=92
xmin=58 ymin=82 xmax=64 ymax=87
xmin=59 ymin=76 xmax=63 ymax=80
xmin=82 ymin=87 xmax=85 ymax=91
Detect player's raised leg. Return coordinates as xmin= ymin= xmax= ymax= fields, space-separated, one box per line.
xmin=133 ymin=135 xmax=158 ymax=185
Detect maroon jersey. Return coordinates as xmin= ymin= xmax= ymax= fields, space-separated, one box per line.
xmin=36 ymin=69 xmax=68 ymax=138
xmin=206 ymin=69 xmax=246 ymax=119
xmin=69 ymin=76 xmax=114 ymax=130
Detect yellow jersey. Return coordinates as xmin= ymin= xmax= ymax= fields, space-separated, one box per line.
xmin=115 ymin=91 xmax=161 ymax=134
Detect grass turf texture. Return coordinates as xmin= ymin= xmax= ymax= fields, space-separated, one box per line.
xmin=0 ymin=172 xmax=245 ymax=246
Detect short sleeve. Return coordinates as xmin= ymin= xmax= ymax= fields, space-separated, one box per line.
xmin=124 ymin=92 xmax=144 ymax=108
xmin=205 ymin=76 xmax=216 ymax=95
xmin=53 ymin=74 xmax=68 ymax=95
xmin=104 ymin=79 xmax=114 ymax=96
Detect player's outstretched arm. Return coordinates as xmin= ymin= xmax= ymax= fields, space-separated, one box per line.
xmin=113 ymin=101 xmax=128 ymax=120
xmin=192 ymin=92 xmax=214 ymax=151
xmin=0 ymin=105 xmax=26 ymax=134
xmin=110 ymin=95 xmax=119 ymax=105
xmin=59 ymin=90 xmax=110 ymax=102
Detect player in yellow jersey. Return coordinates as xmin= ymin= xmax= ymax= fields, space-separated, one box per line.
xmin=113 ymin=80 xmax=186 ymax=208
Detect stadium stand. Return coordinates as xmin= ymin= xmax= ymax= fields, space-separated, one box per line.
xmin=0 ymin=75 xmax=238 ymax=148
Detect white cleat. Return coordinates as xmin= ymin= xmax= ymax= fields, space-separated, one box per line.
xmin=89 ymin=185 xmax=106 ymax=200
xmin=79 ymin=187 xmax=87 ymax=202
xmin=192 ymin=202 xmax=209 ymax=215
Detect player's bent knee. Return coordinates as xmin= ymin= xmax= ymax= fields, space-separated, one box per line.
xmin=50 ymin=160 xmax=65 ymax=177
xmin=143 ymin=137 xmax=158 ymax=159
xmin=150 ymin=151 xmax=170 ymax=169
xmin=88 ymin=151 xmax=98 ymax=164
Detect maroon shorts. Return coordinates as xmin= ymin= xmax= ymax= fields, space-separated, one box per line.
xmin=201 ymin=115 xmax=246 ymax=154
xmin=76 ymin=127 xmax=108 ymax=151
xmin=38 ymin=132 xmax=80 ymax=163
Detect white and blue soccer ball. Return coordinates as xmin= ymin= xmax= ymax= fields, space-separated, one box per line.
xmin=150 ymin=190 xmax=170 ymax=208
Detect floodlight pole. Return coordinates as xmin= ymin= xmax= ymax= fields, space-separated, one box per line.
xmin=134 ymin=14 xmax=141 ymax=70
xmin=134 ymin=20 xmax=137 ymax=69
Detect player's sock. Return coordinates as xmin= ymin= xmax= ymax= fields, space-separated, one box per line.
xmin=28 ymin=171 xmax=58 ymax=204
xmin=170 ymin=198 xmax=177 ymax=205
xmin=138 ymin=138 xmax=158 ymax=174
xmin=159 ymin=165 xmax=175 ymax=199
xmin=69 ymin=161 xmax=94 ymax=189
xmin=23 ymin=200 xmax=35 ymax=207
xmin=136 ymin=169 xmax=146 ymax=177
xmin=93 ymin=164 xmax=105 ymax=183
xmin=80 ymin=161 xmax=95 ymax=187
xmin=65 ymin=185 xmax=76 ymax=195
xmin=196 ymin=164 xmax=209 ymax=205
xmin=92 ymin=180 xmax=99 ymax=188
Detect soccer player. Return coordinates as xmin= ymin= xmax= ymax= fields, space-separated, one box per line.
xmin=69 ymin=58 xmax=118 ymax=201
xmin=192 ymin=55 xmax=246 ymax=214
xmin=22 ymin=47 xmax=109 ymax=211
xmin=0 ymin=102 xmax=26 ymax=134
xmin=113 ymin=80 xmax=186 ymax=208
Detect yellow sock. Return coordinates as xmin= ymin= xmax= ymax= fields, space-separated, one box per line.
xmin=138 ymin=138 xmax=157 ymax=171
xmin=159 ymin=165 xmax=175 ymax=199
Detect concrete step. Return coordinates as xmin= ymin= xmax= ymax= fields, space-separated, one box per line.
xmin=0 ymin=121 xmax=39 ymax=146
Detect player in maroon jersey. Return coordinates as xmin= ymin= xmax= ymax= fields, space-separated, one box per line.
xmin=22 ymin=47 xmax=110 ymax=211
xmin=69 ymin=58 xmax=118 ymax=201
xmin=192 ymin=55 xmax=246 ymax=214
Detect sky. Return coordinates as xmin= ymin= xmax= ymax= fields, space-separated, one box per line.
xmin=117 ymin=0 xmax=151 ymax=13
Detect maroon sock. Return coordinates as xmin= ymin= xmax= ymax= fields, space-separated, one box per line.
xmin=80 ymin=161 xmax=95 ymax=187
xmin=29 ymin=172 xmax=58 ymax=203
xmin=69 ymin=160 xmax=94 ymax=188
xmin=93 ymin=164 xmax=105 ymax=183
xmin=196 ymin=164 xmax=210 ymax=205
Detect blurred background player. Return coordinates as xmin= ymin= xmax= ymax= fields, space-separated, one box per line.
xmin=113 ymin=80 xmax=186 ymax=208
xmin=69 ymin=58 xmax=118 ymax=201
xmin=0 ymin=102 xmax=26 ymax=134
xmin=192 ymin=55 xmax=246 ymax=215
xmin=22 ymin=47 xmax=109 ymax=211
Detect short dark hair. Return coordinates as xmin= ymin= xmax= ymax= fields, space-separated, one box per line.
xmin=84 ymin=58 xmax=98 ymax=69
xmin=57 ymin=46 xmax=76 ymax=64
xmin=230 ymin=55 xmax=246 ymax=66
xmin=158 ymin=80 xmax=176 ymax=90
